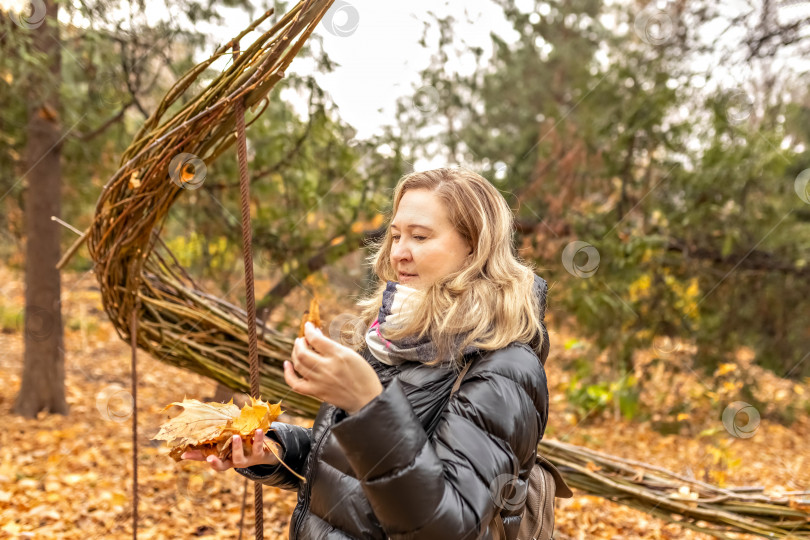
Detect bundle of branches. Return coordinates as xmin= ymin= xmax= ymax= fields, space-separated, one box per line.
xmin=68 ymin=1 xmax=337 ymax=416
xmin=540 ymin=439 xmax=810 ymax=539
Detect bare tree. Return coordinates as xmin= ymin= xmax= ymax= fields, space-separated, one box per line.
xmin=13 ymin=0 xmax=68 ymax=417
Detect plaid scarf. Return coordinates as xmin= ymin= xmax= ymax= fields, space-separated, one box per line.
xmin=365 ymin=280 xmax=478 ymax=366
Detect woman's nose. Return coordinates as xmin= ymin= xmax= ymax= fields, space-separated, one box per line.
xmin=391 ymin=241 xmax=411 ymax=262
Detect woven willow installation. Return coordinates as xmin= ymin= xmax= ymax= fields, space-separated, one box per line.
xmin=80 ymin=1 xmax=335 ymax=417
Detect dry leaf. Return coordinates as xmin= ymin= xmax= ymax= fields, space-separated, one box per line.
xmin=585 ymin=461 xmax=602 ymax=472
xmin=715 ymin=363 xmax=737 ymax=377
xmin=128 ymin=171 xmax=141 ymax=190
xmin=36 ymin=105 xmax=59 ymax=122
xmin=151 ymin=396 xmax=283 ymax=462
xmin=670 ymin=485 xmax=700 ymax=502
xmin=297 ymin=296 xmax=321 ymax=338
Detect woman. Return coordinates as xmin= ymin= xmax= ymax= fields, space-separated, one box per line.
xmin=182 ymin=167 xmax=551 ymax=539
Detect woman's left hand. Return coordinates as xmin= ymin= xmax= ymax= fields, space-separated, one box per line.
xmin=285 ymin=321 xmax=383 ymax=414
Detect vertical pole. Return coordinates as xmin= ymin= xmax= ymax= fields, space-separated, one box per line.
xmin=233 ymin=42 xmax=264 ymax=540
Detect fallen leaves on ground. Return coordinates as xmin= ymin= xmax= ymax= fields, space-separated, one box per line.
xmin=0 ymin=266 xmax=807 ymax=539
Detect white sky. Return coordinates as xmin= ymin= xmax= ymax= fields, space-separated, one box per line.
xmin=198 ymin=1 xmax=518 ymax=141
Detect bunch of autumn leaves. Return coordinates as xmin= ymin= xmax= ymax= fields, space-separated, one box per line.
xmin=152 ymin=395 xmax=284 ymax=463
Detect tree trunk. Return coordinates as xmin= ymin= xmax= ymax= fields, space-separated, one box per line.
xmin=12 ymin=0 xmax=68 ymax=418
xmin=206 ymin=382 xmax=251 ymax=408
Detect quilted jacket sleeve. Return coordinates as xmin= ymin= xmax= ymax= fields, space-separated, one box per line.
xmin=233 ymin=421 xmax=312 ymax=491
xmin=330 ymin=343 xmax=549 ymax=538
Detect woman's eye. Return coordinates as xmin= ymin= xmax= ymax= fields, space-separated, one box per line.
xmin=392 ymin=235 xmax=400 ymax=241
xmin=413 ymin=236 xmax=426 ymax=241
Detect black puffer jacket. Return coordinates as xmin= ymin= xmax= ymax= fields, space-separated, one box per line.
xmin=235 ymin=275 xmax=551 ymax=539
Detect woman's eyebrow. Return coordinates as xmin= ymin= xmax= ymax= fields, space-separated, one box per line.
xmin=390 ymin=223 xmax=434 ymax=231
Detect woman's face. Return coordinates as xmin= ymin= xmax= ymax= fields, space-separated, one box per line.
xmin=389 ymin=189 xmax=472 ymax=290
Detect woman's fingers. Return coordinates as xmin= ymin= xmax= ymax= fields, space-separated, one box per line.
xmin=253 ymin=429 xmax=264 ymax=457
xmin=181 ymin=448 xmax=230 ymax=472
xmin=231 ymin=434 xmax=246 ymax=467
xmin=181 ymin=449 xmax=205 ymax=461
xmin=292 ymin=338 xmax=321 ymax=379
xmin=284 ymin=359 xmax=313 ymax=395
xmin=303 ymin=321 xmax=338 ymax=356
xmin=182 ymin=430 xmax=270 ymax=471
xmin=206 ymin=454 xmax=233 ymax=472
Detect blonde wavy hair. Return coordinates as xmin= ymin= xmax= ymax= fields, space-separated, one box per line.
xmin=355 ymin=167 xmax=546 ymax=367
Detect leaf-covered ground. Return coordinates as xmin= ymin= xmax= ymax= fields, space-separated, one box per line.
xmin=1 ymin=266 xmax=808 ymax=539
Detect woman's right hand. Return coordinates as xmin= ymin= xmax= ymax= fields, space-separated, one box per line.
xmin=180 ymin=428 xmax=281 ymax=472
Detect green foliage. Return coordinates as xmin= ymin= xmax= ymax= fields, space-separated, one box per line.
xmin=391 ymin=0 xmax=810 ymax=378
xmin=1 ymin=0 xmax=262 ymax=270
xmin=564 ymin=357 xmax=641 ymax=421
xmin=0 ymin=304 xmax=22 ymax=334
xmin=164 ymin=233 xmax=242 ymax=277
xmin=66 ymin=314 xmax=98 ymax=334
xmin=0 ymin=18 xmax=34 ymax=236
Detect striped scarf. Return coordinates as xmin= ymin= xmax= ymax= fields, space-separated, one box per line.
xmin=365 ymin=280 xmax=478 ymax=366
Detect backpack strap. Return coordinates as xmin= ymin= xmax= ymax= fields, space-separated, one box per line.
xmin=450 ymin=359 xmax=473 ymax=396
xmin=447 ymin=358 xmax=510 ymax=539
xmin=536 ymin=454 xmax=574 ymax=498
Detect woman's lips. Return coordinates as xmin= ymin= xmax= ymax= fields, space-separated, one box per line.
xmin=399 ymin=273 xmax=417 ymax=280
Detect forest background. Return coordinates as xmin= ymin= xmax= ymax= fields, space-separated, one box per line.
xmin=1 ymin=0 xmax=809 ymax=537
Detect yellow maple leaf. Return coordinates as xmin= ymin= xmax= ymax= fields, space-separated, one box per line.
xmin=231 ymin=396 xmax=283 ymax=435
